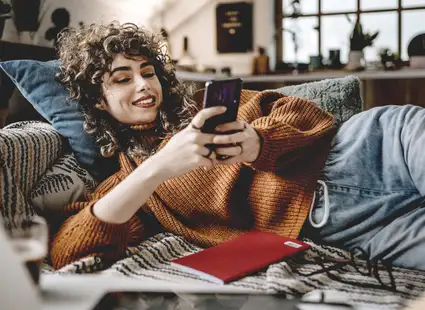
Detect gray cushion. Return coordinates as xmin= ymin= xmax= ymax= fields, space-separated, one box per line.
xmin=1 ymin=121 xmax=97 ymax=226
xmin=0 ymin=60 xmax=119 ymax=181
xmin=30 ymin=154 xmax=97 ymax=213
xmin=0 ymin=121 xmax=64 ymax=230
xmin=276 ymin=75 xmax=362 ymax=126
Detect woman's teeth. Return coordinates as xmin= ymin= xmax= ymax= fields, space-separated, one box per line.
xmin=134 ymin=97 xmax=155 ymax=106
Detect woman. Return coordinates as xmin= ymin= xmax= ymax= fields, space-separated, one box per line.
xmin=50 ymin=21 xmax=334 ymax=269
xmin=51 ymin=22 xmax=425 ymax=273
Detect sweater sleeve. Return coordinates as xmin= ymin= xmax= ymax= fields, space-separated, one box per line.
xmin=49 ymin=168 xmax=145 ymax=270
xmin=240 ymin=91 xmax=336 ymax=172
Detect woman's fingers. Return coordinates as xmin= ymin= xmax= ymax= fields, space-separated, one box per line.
xmin=215 ymin=144 xmax=242 ymax=157
xmin=193 ymin=132 xmax=216 ymax=145
xmin=213 ymin=131 xmax=247 ymax=145
xmin=191 ymin=106 xmax=226 ymax=129
xmin=215 ymin=120 xmax=246 ymax=133
xmin=215 ymin=155 xmax=241 ymax=165
xmin=202 ymin=146 xmax=213 ymax=158
xmin=189 ymin=106 xmax=227 ymax=145
xmin=198 ymin=147 xmax=217 ymax=170
xmin=187 ymin=114 xmax=260 ymax=168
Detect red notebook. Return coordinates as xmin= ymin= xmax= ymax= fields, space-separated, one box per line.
xmin=171 ymin=231 xmax=310 ymax=285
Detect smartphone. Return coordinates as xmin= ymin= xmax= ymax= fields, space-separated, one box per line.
xmin=201 ymin=78 xmax=242 ymax=134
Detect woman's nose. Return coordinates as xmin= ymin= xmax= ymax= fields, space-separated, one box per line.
xmin=135 ymin=76 xmax=148 ymax=91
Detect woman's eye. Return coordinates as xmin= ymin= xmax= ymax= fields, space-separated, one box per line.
xmin=143 ymin=72 xmax=155 ymax=78
xmin=116 ymin=78 xmax=130 ymax=84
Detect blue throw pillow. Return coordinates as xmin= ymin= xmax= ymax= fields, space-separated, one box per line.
xmin=0 ymin=60 xmax=118 ymax=181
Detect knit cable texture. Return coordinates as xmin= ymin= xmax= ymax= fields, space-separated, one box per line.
xmin=50 ymin=90 xmax=336 ymax=269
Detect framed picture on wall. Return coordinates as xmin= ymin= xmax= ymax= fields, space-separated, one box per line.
xmin=216 ymin=2 xmax=253 ymax=53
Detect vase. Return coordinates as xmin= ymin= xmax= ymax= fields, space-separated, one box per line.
xmin=11 ymin=0 xmax=41 ymax=32
xmin=346 ymin=50 xmax=365 ymax=71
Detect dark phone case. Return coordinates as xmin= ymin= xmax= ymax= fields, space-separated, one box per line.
xmin=201 ymin=78 xmax=242 ymax=134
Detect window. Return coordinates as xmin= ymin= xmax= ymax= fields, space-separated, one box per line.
xmin=403 ymin=0 xmax=425 ymax=7
xmin=361 ymin=12 xmax=398 ymax=61
xmin=283 ymin=0 xmax=318 ymax=15
xmin=321 ymin=14 xmax=355 ymax=64
xmin=278 ymin=0 xmax=425 ymax=63
xmin=322 ymin=0 xmax=356 ymax=13
xmin=402 ymin=10 xmax=425 ymax=59
xmin=283 ymin=17 xmax=318 ymax=63
xmin=361 ymin=0 xmax=397 ymax=10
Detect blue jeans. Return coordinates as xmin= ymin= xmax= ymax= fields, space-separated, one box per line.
xmin=301 ymin=105 xmax=425 ymax=271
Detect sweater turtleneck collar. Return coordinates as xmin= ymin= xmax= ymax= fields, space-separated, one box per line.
xmin=126 ymin=119 xmax=163 ymax=166
xmin=130 ymin=119 xmax=159 ymax=133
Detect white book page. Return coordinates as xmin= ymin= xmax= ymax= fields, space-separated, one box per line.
xmin=170 ymin=262 xmax=225 ymax=284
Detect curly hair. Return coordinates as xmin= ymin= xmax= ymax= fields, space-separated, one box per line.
xmin=56 ymin=21 xmax=198 ymax=160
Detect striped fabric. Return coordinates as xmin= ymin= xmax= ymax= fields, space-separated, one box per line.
xmin=0 ymin=121 xmax=64 ymax=230
xmin=48 ymin=232 xmax=425 ymax=309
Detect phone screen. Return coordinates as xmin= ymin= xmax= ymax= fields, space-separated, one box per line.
xmin=201 ymin=78 xmax=242 ymax=134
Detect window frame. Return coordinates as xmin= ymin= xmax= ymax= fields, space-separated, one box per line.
xmin=275 ymin=0 xmax=425 ymax=63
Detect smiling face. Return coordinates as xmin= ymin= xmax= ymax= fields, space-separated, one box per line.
xmin=99 ymin=54 xmax=163 ymax=125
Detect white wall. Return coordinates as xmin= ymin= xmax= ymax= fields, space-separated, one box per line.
xmin=2 ymin=0 xmax=274 ymax=75
xmin=2 ymin=0 xmax=162 ymax=46
xmin=160 ymin=0 xmax=274 ymax=75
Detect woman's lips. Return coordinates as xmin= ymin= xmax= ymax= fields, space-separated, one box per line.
xmin=133 ymin=96 xmax=156 ymax=108
xmin=135 ymin=102 xmax=155 ymax=108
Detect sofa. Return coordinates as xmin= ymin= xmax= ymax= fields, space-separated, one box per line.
xmin=0 ymin=59 xmax=424 ymax=309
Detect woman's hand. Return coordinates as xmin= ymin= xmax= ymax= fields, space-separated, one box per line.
xmin=152 ymin=106 xmax=226 ymax=179
xmin=93 ymin=108 xmax=225 ymax=225
xmin=212 ymin=120 xmax=261 ymax=165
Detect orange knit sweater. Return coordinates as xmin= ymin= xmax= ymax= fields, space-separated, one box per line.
xmin=50 ymin=90 xmax=336 ymax=269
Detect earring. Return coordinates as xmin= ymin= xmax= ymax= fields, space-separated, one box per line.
xmin=95 ymin=103 xmax=105 ymax=110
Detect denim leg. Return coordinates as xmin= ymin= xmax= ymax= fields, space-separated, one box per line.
xmin=302 ymin=105 xmax=425 ymax=270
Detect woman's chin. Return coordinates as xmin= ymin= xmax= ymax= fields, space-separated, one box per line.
xmin=131 ymin=111 xmax=158 ymax=124
xmin=116 ymin=108 xmax=159 ymax=125
xmin=133 ymin=116 xmax=158 ymax=125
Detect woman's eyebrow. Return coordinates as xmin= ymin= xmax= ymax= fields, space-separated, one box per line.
xmin=110 ymin=66 xmax=131 ymax=75
xmin=140 ymin=61 xmax=154 ymax=68
xmin=110 ymin=62 xmax=153 ymax=75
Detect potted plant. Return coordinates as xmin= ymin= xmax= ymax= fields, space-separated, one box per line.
xmin=347 ymin=19 xmax=379 ymax=71
xmin=7 ymin=0 xmax=48 ymax=44
xmin=378 ymin=48 xmax=402 ymax=70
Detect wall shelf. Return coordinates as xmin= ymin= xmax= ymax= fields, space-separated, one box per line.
xmin=177 ymin=68 xmax=425 ymax=111
xmin=177 ymin=68 xmax=425 ymax=83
